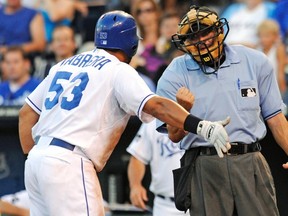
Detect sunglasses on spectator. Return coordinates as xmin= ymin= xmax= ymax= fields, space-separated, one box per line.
xmin=136 ymin=8 xmax=155 ymax=15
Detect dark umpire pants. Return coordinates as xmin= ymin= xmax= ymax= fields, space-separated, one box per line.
xmin=189 ymin=152 xmax=279 ymax=216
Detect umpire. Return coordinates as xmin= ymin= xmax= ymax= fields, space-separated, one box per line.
xmin=156 ymin=5 xmax=288 ymax=216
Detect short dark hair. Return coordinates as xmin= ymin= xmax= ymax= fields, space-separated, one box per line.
xmin=52 ymin=25 xmax=75 ymax=41
xmin=2 ymin=46 xmax=28 ymax=61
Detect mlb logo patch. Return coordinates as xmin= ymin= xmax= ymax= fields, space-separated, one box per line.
xmin=241 ymin=88 xmax=256 ymax=97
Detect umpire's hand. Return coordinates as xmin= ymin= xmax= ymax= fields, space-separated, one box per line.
xmin=176 ymin=86 xmax=195 ymax=111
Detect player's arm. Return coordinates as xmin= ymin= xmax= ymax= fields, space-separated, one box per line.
xmin=143 ymin=95 xmax=231 ymax=158
xmin=167 ymin=87 xmax=194 ymax=142
xmin=127 ymin=156 xmax=148 ymax=210
xmin=19 ymin=103 xmax=40 ymax=154
xmin=266 ymin=113 xmax=288 ymax=169
xmin=143 ymin=95 xmax=193 ymax=131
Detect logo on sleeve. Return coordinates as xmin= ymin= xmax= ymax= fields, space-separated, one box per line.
xmin=241 ymin=88 xmax=256 ymax=97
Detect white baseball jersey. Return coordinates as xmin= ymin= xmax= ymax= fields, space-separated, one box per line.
xmin=26 ymin=48 xmax=155 ymax=171
xmin=127 ymin=120 xmax=189 ymax=216
xmin=127 ymin=120 xmax=184 ymax=197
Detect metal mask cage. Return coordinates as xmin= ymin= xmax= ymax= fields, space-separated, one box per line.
xmin=172 ymin=18 xmax=229 ymax=54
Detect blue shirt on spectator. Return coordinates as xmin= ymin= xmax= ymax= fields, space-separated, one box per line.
xmin=273 ymin=0 xmax=288 ymax=39
xmin=0 ymin=78 xmax=41 ymax=106
xmin=0 ymin=6 xmax=37 ymax=46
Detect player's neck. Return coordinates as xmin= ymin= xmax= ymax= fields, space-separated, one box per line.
xmin=105 ymin=49 xmax=130 ymax=63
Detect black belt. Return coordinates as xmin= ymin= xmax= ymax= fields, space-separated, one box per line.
xmin=199 ymin=142 xmax=261 ymax=156
xmin=156 ymin=194 xmax=175 ymax=202
xmin=50 ymin=138 xmax=75 ymax=151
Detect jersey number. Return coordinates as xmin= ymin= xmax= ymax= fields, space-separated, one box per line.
xmin=45 ymin=71 xmax=89 ymax=110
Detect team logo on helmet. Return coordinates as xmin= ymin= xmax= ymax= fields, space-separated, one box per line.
xmin=99 ymin=32 xmax=108 ymax=45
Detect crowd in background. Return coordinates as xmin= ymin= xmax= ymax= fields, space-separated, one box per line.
xmin=0 ymin=0 xmax=288 ymax=109
xmin=0 ymin=0 xmax=288 ymax=214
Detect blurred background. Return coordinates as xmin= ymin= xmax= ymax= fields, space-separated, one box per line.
xmin=0 ymin=0 xmax=288 ymax=215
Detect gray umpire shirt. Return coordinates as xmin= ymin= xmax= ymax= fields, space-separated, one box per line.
xmin=156 ymin=44 xmax=285 ymax=150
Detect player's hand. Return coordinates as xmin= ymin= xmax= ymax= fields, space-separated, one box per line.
xmin=130 ymin=185 xmax=148 ymax=210
xmin=282 ymin=162 xmax=288 ymax=169
xmin=197 ymin=116 xmax=231 ymax=158
xmin=176 ymin=87 xmax=195 ymax=111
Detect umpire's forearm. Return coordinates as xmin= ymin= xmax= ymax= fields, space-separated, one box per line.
xmin=167 ymin=124 xmax=188 ymax=143
xmin=267 ymin=113 xmax=288 ymax=155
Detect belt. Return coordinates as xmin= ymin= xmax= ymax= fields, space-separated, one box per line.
xmin=50 ymin=138 xmax=75 ymax=151
xmin=199 ymin=142 xmax=261 ymax=156
xmin=156 ymin=194 xmax=175 ymax=202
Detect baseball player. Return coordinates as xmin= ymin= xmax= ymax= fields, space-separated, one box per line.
xmin=18 ymin=10 xmax=230 ymax=216
xmin=127 ymin=87 xmax=193 ymax=216
xmin=156 ymin=5 xmax=288 ymax=216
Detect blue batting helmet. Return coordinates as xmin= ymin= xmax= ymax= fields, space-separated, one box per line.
xmin=95 ymin=10 xmax=139 ymax=58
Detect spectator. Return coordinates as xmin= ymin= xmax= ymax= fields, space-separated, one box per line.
xmin=34 ymin=25 xmax=77 ymax=80
xmin=130 ymin=0 xmax=166 ymax=84
xmin=156 ymin=11 xmax=182 ymax=66
xmin=0 ymin=56 xmax=7 ymax=81
xmin=0 ymin=0 xmax=46 ymax=56
xmin=0 ymin=46 xmax=41 ymax=106
xmin=40 ymin=0 xmax=88 ymax=43
xmin=158 ymin=0 xmax=224 ymax=17
xmin=257 ymin=19 xmax=287 ymax=95
xmin=221 ymin=0 xmax=276 ymax=48
xmin=273 ymin=0 xmax=288 ymax=40
xmin=76 ymin=0 xmax=106 ymax=43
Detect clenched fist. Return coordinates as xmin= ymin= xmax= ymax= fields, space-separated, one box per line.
xmin=176 ymin=87 xmax=195 ymax=111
